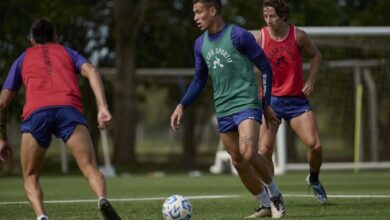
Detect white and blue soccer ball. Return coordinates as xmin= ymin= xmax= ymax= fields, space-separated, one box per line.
xmin=162 ymin=195 xmax=192 ymax=220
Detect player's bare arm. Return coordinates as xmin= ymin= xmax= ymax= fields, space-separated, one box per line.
xmin=296 ymin=28 xmax=322 ymax=96
xmin=80 ymin=63 xmax=112 ymax=129
xmin=170 ymin=104 xmax=184 ymax=131
xmin=0 ymin=106 xmax=11 ymax=162
xmin=0 ymin=89 xmax=15 ymax=162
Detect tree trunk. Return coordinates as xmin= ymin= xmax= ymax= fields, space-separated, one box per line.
xmin=112 ymin=0 xmax=148 ymax=165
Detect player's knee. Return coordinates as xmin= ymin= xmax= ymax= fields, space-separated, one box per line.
xmin=259 ymin=147 xmax=273 ymax=161
xmin=84 ymin=164 xmax=103 ymax=178
xmin=231 ymin=158 xmax=241 ymax=168
xmin=231 ymin=159 xmax=250 ymax=172
xmin=23 ymin=173 xmax=38 ymax=181
xmin=308 ymin=141 xmax=322 ymax=153
xmin=95 ymin=170 xmax=105 ymax=181
xmin=23 ymin=173 xmax=40 ymax=190
xmin=22 ymin=167 xmax=40 ymax=179
xmin=242 ymin=150 xmax=261 ymax=163
xmin=77 ymin=156 xmax=97 ymax=170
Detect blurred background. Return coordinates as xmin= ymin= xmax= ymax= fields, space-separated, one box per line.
xmin=1 ymin=0 xmax=389 ymax=175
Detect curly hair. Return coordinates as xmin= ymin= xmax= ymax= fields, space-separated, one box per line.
xmin=263 ymin=0 xmax=290 ymax=21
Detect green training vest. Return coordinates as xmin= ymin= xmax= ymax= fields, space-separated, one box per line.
xmin=201 ymin=25 xmax=261 ymax=117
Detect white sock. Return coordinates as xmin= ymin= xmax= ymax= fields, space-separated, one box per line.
xmin=37 ymin=215 xmax=49 ymax=220
xmin=255 ymin=188 xmax=271 ymax=208
xmin=98 ymin=196 xmax=107 ymax=208
xmin=264 ymin=178 xmax=280 ymax=198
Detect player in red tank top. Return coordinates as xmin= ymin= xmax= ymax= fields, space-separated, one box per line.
xmin=0 ymin=18 xmax=120 ymax=220
xmin=254 ymin=0 xmax=327 ymax=208
xmin=260 ymin=24 xmax=304 ymax=97
xmin=21 ymin=44 xmax=83 ymax=120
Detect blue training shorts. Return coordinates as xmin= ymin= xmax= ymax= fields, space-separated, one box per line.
xmin=217 ymin=108 xmax=262 ymax=133
xmin=271 ymin=96 xmax=312 ymax=122
xmin=20 ymin=107 xmax=88 ymax=149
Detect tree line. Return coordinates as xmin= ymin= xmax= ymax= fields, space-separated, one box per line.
xmin=1 ymin=0 xmax=389 ymax=168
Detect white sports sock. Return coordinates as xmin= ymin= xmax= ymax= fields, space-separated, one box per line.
xmin=98 ymin=196 xmax=107 ymax=208
xmin=37 ymin=214 xmax=49 ymax=220
xmin=255 ymin=188 xmax=271 ymax=207
xmin=264 ymin=178 xmax=280 ymax=198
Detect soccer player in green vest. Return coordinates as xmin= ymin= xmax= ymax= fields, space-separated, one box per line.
xmin=170 ymin=0 xmax=285 ymax=218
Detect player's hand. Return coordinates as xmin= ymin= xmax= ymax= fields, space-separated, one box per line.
xmin=170 ymin=104 xmax=184 ymax=131
xmin=97 ymin=107 xmax=112 ymax=130
xmin=302 ymin=80 xmax=315 ymax=96
xmin=0 ymin=139 xmax=12 ymax=162
xmin=263 ymin=104 xmax=280 ymax=129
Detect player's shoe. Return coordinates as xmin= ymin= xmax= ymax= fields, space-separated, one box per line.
xmin=270 ymin=194 xmax=285 ymax=219
xmin=306 ymin=174 xmax=328 ymax=204
xmin=244 ymin=206 xmax=272 ymax=218
xmin=98 ymin=198 xmax=121 ymax=220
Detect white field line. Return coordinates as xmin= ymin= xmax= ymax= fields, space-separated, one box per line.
xmin=0 ymin=195 xmax=240 ymax=205
xmin=0 ymin=194 xmax=389 ymax=206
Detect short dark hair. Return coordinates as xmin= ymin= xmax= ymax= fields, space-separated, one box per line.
xmin=30 ymin=17 xmax=57 ymax=44
xmin=263 ymin=0 xmax=290 ymax=21
xmin=193 ymin=0 xmax=222 ymax=15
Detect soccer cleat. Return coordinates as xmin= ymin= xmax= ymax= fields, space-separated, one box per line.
xmin=244 ymin=206 xmax=272 ymax=218
xmin=98 ymin=198 xmax=121 ymax=220
xmin=270 ymin=194 xmax=286 ymax=219
xmin=306 ymin=175 xmax=328 ymax=204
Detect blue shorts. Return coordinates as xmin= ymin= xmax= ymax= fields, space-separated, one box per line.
xmin=271 ymin=96 xmax=312 ymax=122
xmin=217 ymin=108 xmax=262 ymax=133
xmin=20 ymin=107 xmax=88 ymax=149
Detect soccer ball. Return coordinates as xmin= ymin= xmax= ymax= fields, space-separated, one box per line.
xmin=162 ymin=195 xmax=192 ymax=220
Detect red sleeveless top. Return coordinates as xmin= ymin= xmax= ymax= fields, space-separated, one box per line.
xmin=21 ymin=44 xmax=83 ymax=120
xmin=260 ymin=25 xmax=304 ymax=97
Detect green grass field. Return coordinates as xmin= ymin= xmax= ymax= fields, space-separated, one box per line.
xmin=0 ymin=170 xmax=389 ymax=220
